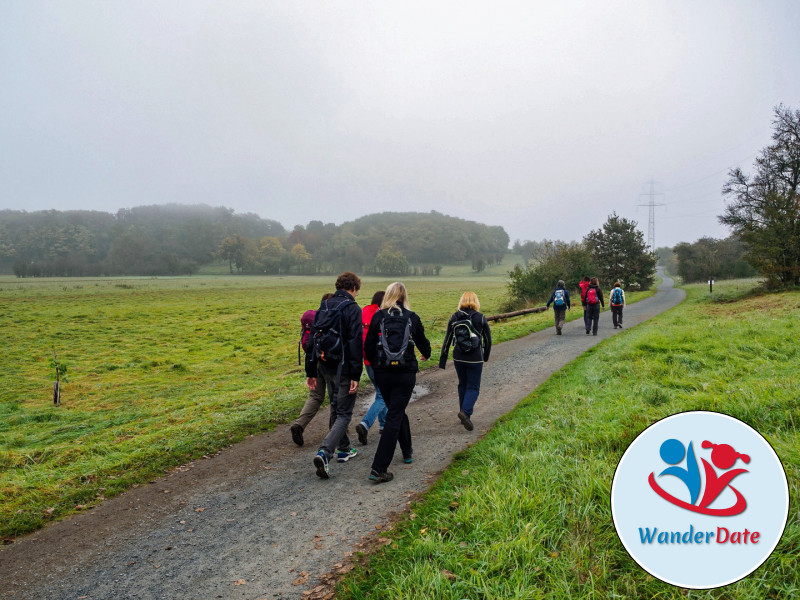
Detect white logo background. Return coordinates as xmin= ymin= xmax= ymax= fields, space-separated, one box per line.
xmin=611 ymin=411 xmax=789 ymax=589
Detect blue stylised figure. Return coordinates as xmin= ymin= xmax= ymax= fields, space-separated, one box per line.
xmin=658 ymin=438 xmax=701 ymax=505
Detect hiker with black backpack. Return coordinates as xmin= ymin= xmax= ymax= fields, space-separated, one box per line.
xmin=438 ymin=291 xmax=492 ymax=431
xmin=310 ymin=272 xmax=364 ymax=479
xmin=290 ymin=293 xmax=335 ymax=447
xmin=610 ymin=281 xmax=626 ymax=329
xmin=585 ymin=276 xmax=604 ymax=336
xmin=363 ymin=282 xmax=431 ymax=483
xmin=545 ymin=280 xmax=571 ymax=335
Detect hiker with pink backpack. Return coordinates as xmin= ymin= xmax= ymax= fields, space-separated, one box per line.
xmin=290 ymin=293 xmax=337 ymax=447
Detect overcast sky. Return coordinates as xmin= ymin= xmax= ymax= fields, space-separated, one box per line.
xmin=2 ymin=1 xmax=799 ymax=248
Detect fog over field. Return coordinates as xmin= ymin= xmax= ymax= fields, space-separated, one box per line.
xmin=2 ymin=1 xmax=800 ymax=247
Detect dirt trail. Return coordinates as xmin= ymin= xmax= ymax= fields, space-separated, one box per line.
xmin=0 ymin=271 xmax=684 ymax=600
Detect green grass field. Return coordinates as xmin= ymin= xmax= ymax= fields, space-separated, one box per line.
xmin=336 ymin=281 xmax=800 ymax=599
xmin=0 ymin=272 xmax=650 ymax=539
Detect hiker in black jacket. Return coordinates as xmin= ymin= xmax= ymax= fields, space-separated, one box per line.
xmin=364 ymin=282 xmax=431 ymax=483
xmin=439 ymin=292 xmax=492 ymax=431
xmin=585 ymin=276 xmax=605 ymax=336
xmin=311 ymin=272 xmax=364 ymax=479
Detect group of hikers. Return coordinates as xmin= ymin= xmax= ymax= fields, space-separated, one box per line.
xmin=291 ymin=271 xmax=492 ymax=484
xmin=290 ymin=271 xmax=625 ymax=483
xmin=545 ymin=276 xmax=626 ymax=335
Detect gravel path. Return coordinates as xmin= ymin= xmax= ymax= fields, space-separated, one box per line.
xmin=0 ymin=271 xmax=684 ymax=600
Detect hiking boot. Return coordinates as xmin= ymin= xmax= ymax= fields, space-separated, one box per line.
xmin=313 ymin=451 xmax=329 ymax=479
xmin=403 ymin=454 xmax=413 ymax=464
xmin=337 ymin=448 xmax=358 ymax=463
xmin=369 ymin=470 xmax=394 ymax=483
xmin=356 ymin=422 xmax=369 ymax=445
xmin=586 ymin=329 xmax=590 ymax=335
xmin=556 ymin=329 xmax=562 ymax=335
xmin=458 ymin=411 xmax=474 ymax=431
xmin=290 ymin=424 xmax=304 ymax=447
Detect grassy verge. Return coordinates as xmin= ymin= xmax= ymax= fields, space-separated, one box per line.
xmin=337 ymin=280 xmax=800 ymax=599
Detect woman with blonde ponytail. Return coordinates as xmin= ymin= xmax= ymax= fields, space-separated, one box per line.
xmin=363 ymin=282 xmax=431 ymax=483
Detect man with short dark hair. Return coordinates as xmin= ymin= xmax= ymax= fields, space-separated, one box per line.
xmin=311 ymin=271 xmax=364 ymax=478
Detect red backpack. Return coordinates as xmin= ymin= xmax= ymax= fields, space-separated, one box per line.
xmin=586 ymin=287 xmax=599 ymax=305
xmin=298 ymin=309 xmax=316 ymax=365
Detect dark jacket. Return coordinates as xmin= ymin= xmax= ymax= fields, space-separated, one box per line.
xmin=315 ymin=290 xmax=364 ymax=381
xmin=439 ymin=309 xmax=491 ymax=368
xmin=546 ymin=287 xmax=571 ymax=310
xmin=585 ymin=284 xmax=604 ymax=308
xmin=364 ymin=306 xmax=431 ymax=374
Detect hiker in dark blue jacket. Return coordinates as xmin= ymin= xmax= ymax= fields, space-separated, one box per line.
xmin=546 ymin=280 xmax=571 ymax=335
xmin=311 ymin=271 xmax=364 ymax=479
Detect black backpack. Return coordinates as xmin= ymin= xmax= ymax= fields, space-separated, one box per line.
xmin=311 ymin=298 xmax=352 ymax=366
xmin=376 ymin=307 xmax=414 ymax=368
xmin=452 ymin=311 xmax=481 ymax=354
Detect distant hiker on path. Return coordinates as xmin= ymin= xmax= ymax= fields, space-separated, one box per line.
xmin=355 ymin=291 xmax=387 ymax=446
xmin=585 ymin=276 xmax=604 ymax=336
xmin=546 ymin=280 xmax=571 ymax=335
xmin=310 ymin=272 xmax=364 ymax=479
xmin=438 ymin=291 xmax=492 ymax=431
xmin=610 ymin=281 xmax=626 ymax=329
xmin=364 ymin=282 xmax=431 ymax=483
xmin=291 ymin=293 xmax=335 ymax=447
xmin=579 ymin=276 xmax=591 ymax=333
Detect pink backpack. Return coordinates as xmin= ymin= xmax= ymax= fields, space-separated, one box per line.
xmin=298 ymin=309 xmax=316 ymax=364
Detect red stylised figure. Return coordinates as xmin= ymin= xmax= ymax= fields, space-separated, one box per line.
xmin=697 ymin=441 xmax=750 ymax=511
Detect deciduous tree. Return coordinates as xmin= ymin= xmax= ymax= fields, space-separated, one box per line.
xmin=720 ymin=104 xmax=800 ymax=286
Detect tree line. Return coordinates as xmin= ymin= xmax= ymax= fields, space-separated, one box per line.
xmin=218 ymin=211 xmax=508 ymax=275
xmin=1 ymin=206 xmax=508 ymax=277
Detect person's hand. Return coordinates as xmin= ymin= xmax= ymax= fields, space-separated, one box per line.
xmin=306 ymin=377 xmax=316 ymax=391
xmin=546 ymin=306 xmax=550 ymax=310
xmin=349 ymin=379 xmax=359 ymax=394
xmin=420 ymin=356 xmax=429 ymax=361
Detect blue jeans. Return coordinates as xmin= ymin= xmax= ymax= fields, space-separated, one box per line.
xmin=454 ymin=361 xmax=483 ymax=417
xmin=360 ymin=365 xmax=387 ymax=431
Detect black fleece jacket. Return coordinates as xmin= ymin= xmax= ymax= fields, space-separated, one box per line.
xmin=364 ymin=306 xmax=431 ymax=374
xmin=438 ymin=309 xmax=491 ymax=368
xmin=315 ymin=290 xmax=364 ymax=381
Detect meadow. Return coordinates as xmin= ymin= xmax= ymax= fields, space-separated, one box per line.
xmin=336 ymin=280 xmax=800 ymax=599
xmin=0 ymin=268 xmax=651 ymax=539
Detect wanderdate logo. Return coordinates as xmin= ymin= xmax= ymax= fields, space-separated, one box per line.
xmin=649 ymin=438 xmax=750 ymax=516
xmin=611 ymin=411 xmax=788 ymax=589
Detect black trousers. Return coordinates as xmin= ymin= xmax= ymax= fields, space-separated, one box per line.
xmin=611 ymin=305 xmax=623 ymax=327
xmin=371 ymin=370 xmax=416 ymax=474
xmin=586 ymin=304 xmax=601 ymax=334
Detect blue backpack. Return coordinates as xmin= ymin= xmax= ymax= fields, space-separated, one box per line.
xmin=553 ymin=289 xmax=566 ymax=307
xmin=611 ymin=288 xmax=623 ymax=306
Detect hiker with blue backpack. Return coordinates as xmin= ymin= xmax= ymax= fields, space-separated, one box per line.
xmin=363 ymin=282 xmax=431 ymax=483
xmin=610 ymin=281 xmax=626 ymax=329
xmin=309 ymin=272 xmax=364 ymax=479
xmin=545 ymin=280 xmax=571 ymax=335
xmin=290 ymin=293 xmax=336 ymax=447
xmin=438 ymin=291 xmax=492 ymax=431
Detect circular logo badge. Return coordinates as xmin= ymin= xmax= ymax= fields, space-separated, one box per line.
xmin=611 ymin=411 xmax=789 ymax=589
